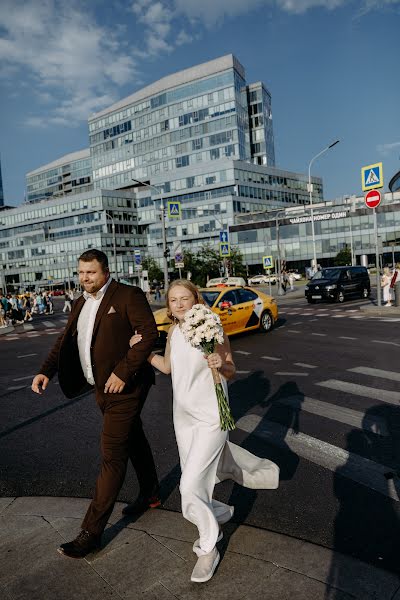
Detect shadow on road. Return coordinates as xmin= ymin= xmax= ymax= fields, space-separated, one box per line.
xmin=326 ymin=404 xmax=400 ymax=593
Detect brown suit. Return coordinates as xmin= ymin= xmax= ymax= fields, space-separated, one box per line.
xmin=40 ymin=280 xmax=159 ymax=535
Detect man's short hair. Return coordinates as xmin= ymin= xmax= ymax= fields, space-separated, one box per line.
xmin=79 ymin=249 xmax=109 ymax=272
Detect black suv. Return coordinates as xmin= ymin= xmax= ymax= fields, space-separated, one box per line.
xmin=305 ymin=266 xmax=370 ymax=304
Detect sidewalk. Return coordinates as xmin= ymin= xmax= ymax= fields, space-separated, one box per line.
xmin=1 ymin=497 xmax=399 ymax=599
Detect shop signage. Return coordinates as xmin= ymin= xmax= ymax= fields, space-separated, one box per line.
xmin=288 ymin=211 xmax=348 ymax=225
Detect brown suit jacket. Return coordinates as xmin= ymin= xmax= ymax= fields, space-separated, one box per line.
xmin=40 ymin=280 xmax=158 ymax=399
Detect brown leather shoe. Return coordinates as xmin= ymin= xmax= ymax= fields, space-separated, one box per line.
xmin=57 ymin=530 xmax=101 ymax=558
xmin=122 ymin=494 xmax=161 ymax=516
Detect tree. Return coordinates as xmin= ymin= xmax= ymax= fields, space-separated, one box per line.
xmin=334 ymin=247 xmax=352 ymax=266
xmin=229 ymin=247 xmax=246 ymax=277
xmin=142 ymin=256 xmax=163 ymax=283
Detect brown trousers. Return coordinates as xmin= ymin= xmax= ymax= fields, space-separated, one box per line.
xmin=81 ymin=382 xmax=159 ymax=536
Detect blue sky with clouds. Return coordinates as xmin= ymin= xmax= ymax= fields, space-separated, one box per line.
xmin=0 ymin=0 xmax=399 ymax=205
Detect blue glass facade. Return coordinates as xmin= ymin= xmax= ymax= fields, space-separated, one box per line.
xmin=26 ymin=149 xmax=93 ymax=203
xmin=0 ymin=157 xmax=4 ymax=207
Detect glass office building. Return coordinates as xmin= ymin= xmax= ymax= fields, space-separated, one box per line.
xmin=88 ymin=54 xmax=321 ymax=262
xmin=0 ymin=190 xmax=146 ymax=292
xmin=26 ymin=149 xmax=93 ymax=203
xmin=230 ymin=191 xmax=400 ymax=272
xmin=0 ymin=156 xmax=4 ymax=207
xmin=389 ymin=170 xmax=400 ymax=194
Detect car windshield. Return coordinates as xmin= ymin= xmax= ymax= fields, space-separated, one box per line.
xmin=312 ymin=268 xmax=342 ymax=281
xmin=200 ymin=290 xmax=221 ymax=307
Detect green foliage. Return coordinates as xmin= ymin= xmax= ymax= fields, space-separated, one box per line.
xmin=334 ymin=247 xmax=352 ymax=266
xmin=142 ymin=256 xmax=163 ymax=282
xmin=175 ymin=243 xmax=246 ymax=286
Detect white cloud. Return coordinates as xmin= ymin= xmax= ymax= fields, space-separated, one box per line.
xmin=0 ymin=0 xmax=139 ymax=126
xmin=377 ymin=141 xmax=400 ymax=156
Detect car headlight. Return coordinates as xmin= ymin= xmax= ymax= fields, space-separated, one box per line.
xmin=325 ymin=284 xmax=337 ymax=290
xmin=305 ymin=286 xmax=309 ymax=291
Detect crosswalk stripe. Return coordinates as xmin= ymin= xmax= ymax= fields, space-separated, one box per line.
xmin=316 ymin=379 xmax=400 ymax=405
xmin=13 ymin=375 xmax=35 ymax=382
xmin=275 ymin=372 xmax=309 ymax=376
xmin=311 ymin=333 xmax=326 ymax=337
xmin=261 ymin=356 xmax=281 ymax=361
xmin=276 ymin=395 xmax=388 ymax=435
xmin=349 ymin=367 xmax=400 ymax=382
xmin=294 ymin=362 xmax=317 ymax=369
xmin=236 ymin=415 xmax=398 ymax=501
xmin=18 ymin=353 xmax=37 ymax=358
xmin=42 ymin=321 xmax=56 ymax=328
xmin=339 ymin=336 xmax=357 ymax=340
xmin=22 ymin=324 xmax=34 ymax=331
xmin=372 ymin=340 xmax=400 ymax=347
xmin=234 ymin=350 xmax=251 ymax=355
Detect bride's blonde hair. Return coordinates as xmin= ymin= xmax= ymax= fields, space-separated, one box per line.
xmin=166 ymin=279 xmax=204 ymax=320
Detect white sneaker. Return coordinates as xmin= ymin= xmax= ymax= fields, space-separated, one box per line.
xmin=191 ymin=547 xmax=220 ymax=583
xmin=193 ymin=529 xmax=223 ymax=552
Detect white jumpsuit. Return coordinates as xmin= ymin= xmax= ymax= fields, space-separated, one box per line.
xmin=170 ymin=325 xmax=279 ymax=556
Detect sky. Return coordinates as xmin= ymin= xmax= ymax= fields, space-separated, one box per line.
xmin=0 ymin=0 xmax=399 ymax=206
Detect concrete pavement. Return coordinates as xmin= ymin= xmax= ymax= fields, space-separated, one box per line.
xmin=1 ymin=497 xmax=399 ymax=599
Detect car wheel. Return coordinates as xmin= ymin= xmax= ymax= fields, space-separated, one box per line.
xmin=259 ymin=310 xmax=273 ymax=332
xmin=336 ymin=291 xmax=345 ymax=303
xmin=361 ymin=287 xmax=369 ymax=299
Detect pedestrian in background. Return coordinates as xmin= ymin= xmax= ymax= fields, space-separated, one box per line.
xmin=381 ymin=267 xmax=392 ymax=307
xmin=62 ymin=289 xmax=72 ymax=312
xmin=288 ymin=272 xmax=295 ymax=291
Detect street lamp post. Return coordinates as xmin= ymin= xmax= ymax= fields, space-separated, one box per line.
xmin=131 ymin=178 xmax=169 ymax=291
xmin=308 ymin=139 xmax=340 ymax=272
xmin=105 ymin=212 xmax=118 ymax=281
xmin=275 ymin=210 xmax=286 ymax=296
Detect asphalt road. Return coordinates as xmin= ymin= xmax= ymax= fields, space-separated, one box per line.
xmin=2 ymin=296 xmax=400 ymax=573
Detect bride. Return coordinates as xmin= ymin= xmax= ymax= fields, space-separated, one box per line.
xmin=130 ymin=279 xmax=279 ymax=583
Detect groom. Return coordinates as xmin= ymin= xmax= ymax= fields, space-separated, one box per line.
xmin=32 ymin=249 xmax=159 ymax=558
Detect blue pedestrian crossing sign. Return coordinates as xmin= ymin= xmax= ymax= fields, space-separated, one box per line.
xmin=219 ymin=230 xmax=229 ymax=243
xmin=263 ymin=255 xmax=274 ymax=270
xmin=167 ymin=201 xmax=181 ymax=218
xmin=220 ymin=242 xmax=231 ymax=257
xmin=361 ymin=162 xmax=383 ymax=191
xmin=134 ymin=249 xmax=141 ymax=265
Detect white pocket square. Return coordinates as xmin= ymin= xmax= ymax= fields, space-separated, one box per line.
xmin=107 ymin=306 xmax=116 ymax=314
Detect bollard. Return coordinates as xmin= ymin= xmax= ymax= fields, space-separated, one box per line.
xmin=395 ymin=281 xmax=400 ymax=307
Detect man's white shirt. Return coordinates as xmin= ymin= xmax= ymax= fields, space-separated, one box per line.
xmin=77 ymin=277 xmax=112 ymax=385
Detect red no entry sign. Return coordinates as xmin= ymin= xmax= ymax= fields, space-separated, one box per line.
xmin=365 ymin=189 xmax=381 ymax=209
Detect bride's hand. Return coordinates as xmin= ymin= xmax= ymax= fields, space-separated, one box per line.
xmin=206 ymin=353 xmax=222 ymax=370
xmin=129 ymin=331 xmax=143 ymax=347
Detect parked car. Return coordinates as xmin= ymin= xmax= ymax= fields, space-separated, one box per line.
xmin=154 ymin=286 xmax=278 ymax=344
xmin=248 ymin=274 xmax=277 ymax=285
xmin=290 ymin=272 xmax=302 ymax=281
xmin=304 ymin=266 xmax=370 ymax=303
xmin=206 ymin=276 xmax=246 ymax=288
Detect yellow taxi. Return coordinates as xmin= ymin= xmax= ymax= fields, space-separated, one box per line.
xmin=154 ymin=286 xmax=278 ymax=344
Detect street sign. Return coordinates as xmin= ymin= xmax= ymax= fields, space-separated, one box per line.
xmin=175 ymin=251 xmax=184 ymax=268
xmin=361 ymin=162 xmax=383 ymax=191
xmin=167 ymin=201 xmax=181 ymax=219
xmin=220 ymin=242 xmax=231 ymax=257
xmin=365 ymin=189 xmax=382 ymax=209
xmin=134 ymin=249 xmax=141 ymax=270
xmin=263 ymin=255 xmax=274 ymax=270
xmin=219 ymin=230 xmax=229 ymax=243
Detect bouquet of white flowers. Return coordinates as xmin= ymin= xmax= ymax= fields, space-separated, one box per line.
xmin=181 ymin=303 xmax=235 ymax=431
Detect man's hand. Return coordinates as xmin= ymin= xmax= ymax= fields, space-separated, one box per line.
xmin=104 ymin=372 xmax=126 ymax=394
xmin=31 ymin=374 xmax=50 ymax=395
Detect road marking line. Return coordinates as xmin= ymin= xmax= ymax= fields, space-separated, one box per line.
xmin=339 ymin=336 xmax=357 ymax=340
xmin=5 ymin=336 xmax=18 ymax=340
xmin=332 ymin=315 xmax=346 ymax=318
xmin=292 ymin=321 xmax=303 ymax=325
xmin=309 ymin=319 xmax=318 ymax=322
xmin=294 ymin=362 xmax=317 ymax=369
xmin=311 ymin=333 xmax=327 ymax=337
xmin=276 ymin=395 xmax=388 ymax=436
xmin=261 ymin=356 xmax=281 ymax=361
xmin=349 ymin=366 xmax=400 ymax=382
xmin=236 ymin=370 xmax=251 ymax=374
xmin=46 ymin=331 xmax=59 ymax=335
xmin=7 ymin=385 xmax=27 ymax=391
xmin=13 ymin=375 xmax=35 ymax=381
xmin=234 ymin=350 xmax=251 ymax=355
xmin=18 ymin=353 xmax=38 ymax=358
xmin=317 ymin=379 xmax=400 ymax=405
xmin=42 ymin=321 xmax=56 ymax=328
xmin=372 ymin=340 xmax=400 ymax=348
xmin=287 ymin=330 xmax=301 ymax=333
xmin=275 ymin=372 xmax=309 ymax=377
xmin=350 ymin=316 xmax=364 ymax=319
xmin=25 ymin=333 xmax=40 ymax=337
xmin=22 ymin=324 xmax=34 ymax=331
xmin=346 ymin=310 xmax=358 ymax=313
xmin=236 ymin=415 xmax=398 ymax=501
